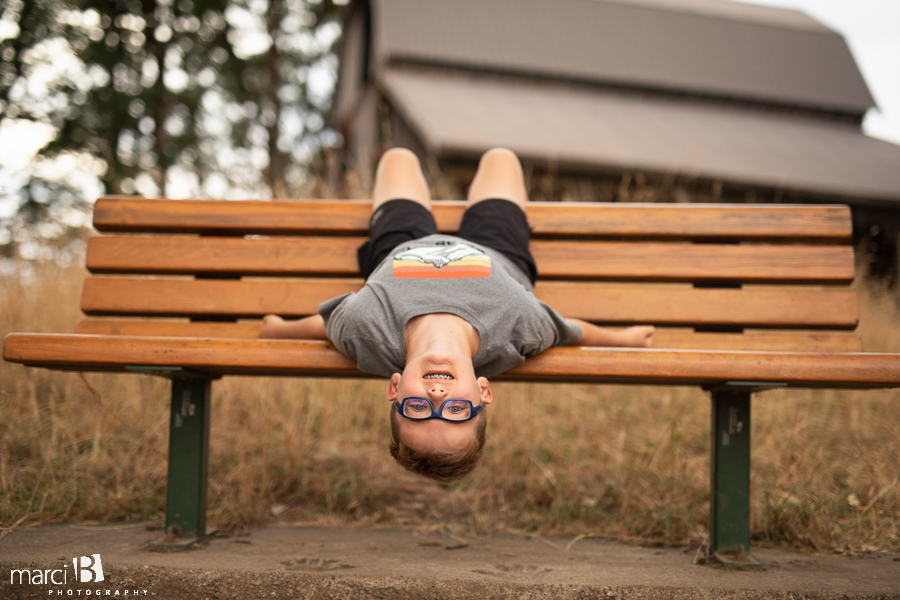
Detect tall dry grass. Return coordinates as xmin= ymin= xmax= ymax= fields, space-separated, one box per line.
xmin=1 ymin=261 xmax=898 ymax=554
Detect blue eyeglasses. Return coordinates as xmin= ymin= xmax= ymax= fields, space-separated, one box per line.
xmin=396 ymin=397 xmax=484 ymax=422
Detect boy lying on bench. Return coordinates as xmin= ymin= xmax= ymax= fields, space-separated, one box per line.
xmin=260 ymin=148 xmax=654 ymax=482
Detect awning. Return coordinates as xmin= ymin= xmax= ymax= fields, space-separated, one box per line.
xmin=380 ymin=69 xmax=900 ymax=204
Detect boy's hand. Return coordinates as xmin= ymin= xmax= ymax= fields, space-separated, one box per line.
xmin=263 ymin=314 xmax=284 ymax=326
xmin=259 ymin=313 xmax=327 ymax=340
xmin=566 ymin=318 xmax=654 ymax=347
xmin=259 ymin=314 xmax=285 ymax=338
xmin=620 ymin=325 xmax=654 ymax=348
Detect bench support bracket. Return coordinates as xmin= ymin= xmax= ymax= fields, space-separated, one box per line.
xmin=149 ymin=376 xmax=215 ymax=549
xmin=709 ymin=389 xmax=760 ymax=567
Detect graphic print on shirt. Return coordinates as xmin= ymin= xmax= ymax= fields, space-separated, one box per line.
xmin=393 ymin=241 xmax=491 ymax=278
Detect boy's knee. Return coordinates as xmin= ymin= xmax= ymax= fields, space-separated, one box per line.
xmin=468 ymin=147 xmax=528 ymax=207
xmin=479 ymin=148 xmax=523 ymax=172
xmin=372 ymin=147 xmax=430 ymax=208
xmin=481 ymin=147 xmax=519 ymax=161
xmin=377 ymin=148 xmax=422 ymax=173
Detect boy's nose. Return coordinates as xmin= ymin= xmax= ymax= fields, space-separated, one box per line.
xmin=426 ymin=384 xmax=449 ymax=400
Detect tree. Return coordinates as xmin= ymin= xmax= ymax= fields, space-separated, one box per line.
xmin=0 ymin=0 xmax=103 ymax=257
xmin=215 ymin=0 xmax=343 ymax=198
xmin=0 ymin=0 xmax=345 ymax=258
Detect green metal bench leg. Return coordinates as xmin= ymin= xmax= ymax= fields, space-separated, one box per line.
xmin=149 ymin=376 xmax=215 ymax=548
xmin=709 ymin=389 xmax=760 ymax=567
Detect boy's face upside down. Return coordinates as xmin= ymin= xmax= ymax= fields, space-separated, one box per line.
xmin=387 ymin=351 xmax=493 ymax=455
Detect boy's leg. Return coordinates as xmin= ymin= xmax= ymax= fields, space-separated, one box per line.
xmin=359 ymin=148 xmax=437 ymax=278
xmin=457 ymin=148 xmax=537 ymax=283
xmin=372 ymin=148 xmax=431 ymax=212
xmin=466 ymin=148 xmax=529 ymax=211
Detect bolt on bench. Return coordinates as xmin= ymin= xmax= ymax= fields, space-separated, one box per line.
xmin=4 ymin=197 xmax=900 ymax=563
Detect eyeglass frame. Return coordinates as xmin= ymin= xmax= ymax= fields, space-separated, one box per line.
xmin=395 ymin=397 xmax=485 ymax=422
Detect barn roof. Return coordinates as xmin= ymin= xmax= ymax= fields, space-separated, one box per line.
xmin=381 ymin=68 xmax=900 ymax=204
xmin=370 ymin=0 xmax=875 ymax=115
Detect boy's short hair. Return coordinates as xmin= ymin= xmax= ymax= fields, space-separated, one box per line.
xmin=388 ymin=403 xmax=487 ymax=484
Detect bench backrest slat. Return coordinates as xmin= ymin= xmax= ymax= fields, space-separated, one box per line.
xmin=85 ymin=236 xmax=855 ymax=284
xmin=93 ymin=197 xmax=852 ymax=242
xmin=79 ymin=278 xmax=858 ymax=329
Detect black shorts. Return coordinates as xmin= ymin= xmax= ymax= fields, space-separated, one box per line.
xmin=357 ymin=198 xmax=537 ymax=284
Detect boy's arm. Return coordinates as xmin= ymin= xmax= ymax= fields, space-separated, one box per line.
xmin=259 ymin=314 xmax=327 ymax=339
xmin=565 ymin=318 xmax=654 ymax=348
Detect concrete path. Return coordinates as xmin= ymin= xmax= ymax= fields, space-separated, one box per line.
xmin=1 ymin=524 xmax=898 ymax=599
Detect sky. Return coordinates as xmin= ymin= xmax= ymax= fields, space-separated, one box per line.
xmin=734 ymin=0 xmax=900 ymax=145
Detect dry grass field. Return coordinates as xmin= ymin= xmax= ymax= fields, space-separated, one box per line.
xmin=1 ymin=260 xmax=898 ymax=554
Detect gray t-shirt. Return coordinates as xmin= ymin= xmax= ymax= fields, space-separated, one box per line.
xmin=318 ymin=234 xmax=583 ymax=378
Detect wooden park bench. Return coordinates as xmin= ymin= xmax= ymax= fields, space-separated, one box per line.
xmin=4 ymin=196 xmax=900 ymax=564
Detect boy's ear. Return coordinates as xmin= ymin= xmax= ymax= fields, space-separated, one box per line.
xmin=477 ymin=376 xmax=493 ymax=405
xmin=387 ymin=373 xmax=402 ymax=401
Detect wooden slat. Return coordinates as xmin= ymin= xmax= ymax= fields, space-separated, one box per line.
xmin=530 ymin=241 xmax=854 ymax=283
xmin=535 ymin=282 xmax=858 ymax=328
xmin=4 ymin=334 xmax=898 ymax=388
xmin=85 ymin=236 xmax=855 ymax=284
xmin=80 ymin=277 xmax=858 ymax=329
xmin=527 ymin=203 xmax=851 ymax=242
xmin=74 ymin=319 xmax=864 ymax=352
xmin=93 ymin=197 xmax=852 ymax=242
xmin=81 ymin=278 xmax=364 ymax=317
xmin=87 ymin=236 xmax=364 ymax=276
xmin=76 ymin=319 xmax=267 ymax=338
xmin=3 ymin=334 xmax=357 ymax=378
xmin=653 ymin=329 xmax=862 ymax=352
xmin=93 ymin=198 xmax=374 ymax=236
xmin=511 ymin=346 xmax=900 ymax=388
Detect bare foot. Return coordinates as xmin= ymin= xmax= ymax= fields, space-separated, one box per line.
xmin=259 ymin=314 xmax=285 ymax=338
xmin=621 ymin=325 xmax=654 ymax=347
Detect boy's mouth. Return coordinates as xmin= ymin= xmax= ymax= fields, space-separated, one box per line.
xmin=423 ymin=371 xmax=455 ymax=381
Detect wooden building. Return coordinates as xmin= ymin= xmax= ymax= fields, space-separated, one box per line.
xmin=330 ymin=0 xmax=900 ymax=280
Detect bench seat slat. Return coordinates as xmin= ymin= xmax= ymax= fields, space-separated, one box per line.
xmin=86 ymin=236 xmax=854 ymax=284
xmin=80 ymin=278 xmax=858 ymax=329
xmin=73 ymin=319 xmax=863 ymax=352
xmin=93 ymin=197 xmax=852 ymax=242
xmin=4 ymin=334 xmax=897 ymax=388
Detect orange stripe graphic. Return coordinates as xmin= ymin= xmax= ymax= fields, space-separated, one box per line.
xmin=392 ymin=253 xmax=492 ymax=279
xmin=394 ymin=268 xmax=491 ymax=279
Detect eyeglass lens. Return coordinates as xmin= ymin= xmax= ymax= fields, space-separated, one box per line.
xmin=402 ymin=399 xmax=472 ymax=420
